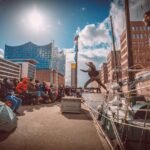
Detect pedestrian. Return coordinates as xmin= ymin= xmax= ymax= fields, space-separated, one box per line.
xmin=35 ymin=80 xmax=42 ymax=104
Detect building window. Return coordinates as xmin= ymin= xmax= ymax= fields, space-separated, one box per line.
xmin=136 ymin=26 xmax=139 ymax=30
xmin=140 ymin=34 xmax=143 ymax=39
xmin=140 ymin=26 xmax=143 ymax=30
xmin=144 ymin=34 xmax=147 ymax=38
xmin=132 ymin=34 xmax=135 ymax=39
xmin=131 ymin=26 xmax=135 ymax=30
xmin=136 ymin=34 xmax=139 ymax=39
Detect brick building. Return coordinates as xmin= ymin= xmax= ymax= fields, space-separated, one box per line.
xmin=100 ymin=63 xmax=108 ymax=84
xmin=36 ymin=70 xmax=64 ymax=86
xmin=107 ymin=50 xmax=121 ymax=83
xmin=99 ymin=70 xmax=101 ymax=82
xmin=135 ymin=71 xmax=150 ymax=97
xmin=120 ymin=21 xmax=150 ymax=80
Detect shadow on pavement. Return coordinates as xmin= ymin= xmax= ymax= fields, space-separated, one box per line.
xmin=62 ymin=108 xmax=92 ymax=120
xmin=0 ymin=128 xmax=16 ymax=142
xmin=19 ymin=102 xmax=61 ymax=116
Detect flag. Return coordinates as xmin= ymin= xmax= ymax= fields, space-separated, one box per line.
xmin=74 ymin=35 xmax=79 ymax=46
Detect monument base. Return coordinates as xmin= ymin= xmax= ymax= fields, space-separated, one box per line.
xmin=61 ymin=97 xmax=81 ymax=113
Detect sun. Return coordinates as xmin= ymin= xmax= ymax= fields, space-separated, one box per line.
xmin=27 ymin=9 xmax=44 ymax=31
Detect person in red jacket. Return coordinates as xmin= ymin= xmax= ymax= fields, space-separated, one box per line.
xmin=16 ymin=77 xmax=29 ymax=94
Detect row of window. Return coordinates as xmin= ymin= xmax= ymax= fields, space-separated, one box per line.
xmin=0 ymin=71 xmax=19 ymax=78
xmin=131 ymin=26 xmax=150 ymax=31
xmin=132 ymin=34 xmax=150 ymax=39
xmin=0 ymin=59 xmax=19 ymax=68
xmin=0 ymin=66 xmax=19 ymax=75
xmin=0 ymin=62 xmax=20 ymax=71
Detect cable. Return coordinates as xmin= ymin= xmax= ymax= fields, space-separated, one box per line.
xmin=138 ymin=101 xmax=150 ymax=150
xmin=83 ymin=100 xmax=150 ymax=130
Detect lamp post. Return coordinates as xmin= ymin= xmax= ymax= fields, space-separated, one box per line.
xmin=74 ymin=35 xmax=79 ymax=89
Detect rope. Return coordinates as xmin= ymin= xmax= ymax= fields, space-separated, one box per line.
xmin=84 ymin=101 xmax=150 ymax=130
xmin=84 ymin=100 xmax=150 ymax=150
xmin=111 ymin=119 xmax=125 ymax=150
xmin=84 ymin=101 xmax=125 ymax=150
xmin=138 ymin=102 xmax=150 ymax=150
xmin=83 ymin=102 xmax=114 ymax=150
xmin=110 ymin=84 xmax=150 ymax=94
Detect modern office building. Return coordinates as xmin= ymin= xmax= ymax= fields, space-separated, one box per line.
xmin=52 ymin=71 xmax=65 ymax=87
xmin=120 ymin=21 xmax=150 ymax=80
xmin=11 ymin=59 xmax=37 ymax=80
xmin=36 ymin=69 xmax=64 ymax=86
xmin=0 ymin=57 xmax=20 ymax=81
xmin=100 ymin=63 xmax=108 ymax=84
xmin=107 ymin=50 xmax=122 ymax=82
xmin=5 ymin=42 xmax=65 ymax=85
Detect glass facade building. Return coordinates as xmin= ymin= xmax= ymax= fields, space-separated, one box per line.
xmin=5 ymin=42 xmax=65 ymax=75
xmin=5 ymin=42 xmax=52 ymax=70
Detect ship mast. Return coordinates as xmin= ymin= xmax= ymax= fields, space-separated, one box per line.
xmin=110 ymin=16 xmax=119 ymax=83
xmin=124 ymin=0 xmax=135 ymax=92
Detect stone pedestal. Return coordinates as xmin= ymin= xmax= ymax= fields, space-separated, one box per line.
xmin=61 ymin=97 xmax=81 ymax=113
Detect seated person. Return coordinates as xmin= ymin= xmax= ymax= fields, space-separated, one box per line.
xmin=16 ymin=77 xmax=29 ymax=94
xmin=41 ymin=81 xmax=51 ymax=103
xmin=2 ymin=78 xmax=22 ymax=115
xmin=35 ymin=80 xmax=50 ymax=104
xmin=26 ymin=79 xmax=37 ymax=105
xmin=16 ymin=77 xmax=30 ymax=105
xmin=35 ymin=80 xmax=42 ymax=104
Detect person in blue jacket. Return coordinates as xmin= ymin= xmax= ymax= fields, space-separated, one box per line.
xmin=2 ymin=78 xmax=22 ymax=115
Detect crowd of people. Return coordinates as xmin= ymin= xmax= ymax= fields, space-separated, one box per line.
xmin=0 ymin=77 xmax=66 ymax=115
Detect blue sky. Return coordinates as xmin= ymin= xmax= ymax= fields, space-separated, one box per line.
xmin=0 ymin=0 xmax=149 ymax=86
xmin=0 ymin=0 xmax=111 ymax=49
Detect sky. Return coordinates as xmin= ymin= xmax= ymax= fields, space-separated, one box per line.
xmin=0 ymin=0 xmax=149 ymax=87
xmin=0 ymin=0 xmax=111 ymax=49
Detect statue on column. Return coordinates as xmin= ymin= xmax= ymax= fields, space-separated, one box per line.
xmin=80 ymin=62 xmax=107 ymax=92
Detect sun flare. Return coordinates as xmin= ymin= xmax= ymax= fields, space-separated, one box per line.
xmin=27 ymin=9 xmax=44 ymax=31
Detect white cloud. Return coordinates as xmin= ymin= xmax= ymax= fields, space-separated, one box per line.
xmin=79 ymin=19 xmax=111 ymax=48
xmin=79 ymin=48 xmax=109 ymax=58
xmin=130 ymin=0 xmax=150 ymax=20
xmin=109 ymin=1 xmax=125 ymax=48
xmin=64 ymin=50 xmax=75 ymax=86
xmin=57 ymin=19 xmax=62 ymax=25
